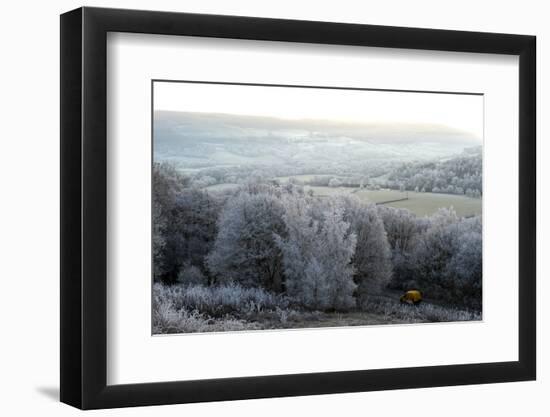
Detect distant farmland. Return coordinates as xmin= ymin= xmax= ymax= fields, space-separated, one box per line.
xmin=205 ymin=182 xmax=481 ymax=217
xmin=306 ymin=186 xmax=481 ymax=217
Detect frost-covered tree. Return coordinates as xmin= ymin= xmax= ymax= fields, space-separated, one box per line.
xmin=411 ymin=216 xmax=457 ymax=295
xmin=328 ymin=178 xmax=342 ymax=187
xmin=317 ymin=200 xmax=358 ymax=309
xmin=378 ymin=206 xmax=424 ymax=290
xmin=152 ymin=197 xmax=167 ymax=279
xmin=430 ymin=206 xmax=459 ymax=227
xmin=443 ymin=216 xmax=482 ymax=309
xmin=206 ymin=190 xmax=286 ymax=291
xmin=275 ymin=196 xmax=357 ymax=310
xmin=152 ymin=163 xmax=187 ymax=282
xmin=191 ymin=175 xmax=217 ymax=188
xmin=409 ymin=208 xmax=482 ymax=309
xmin=273 ymin=195 xmax=318 ymax=303
xmin=152 ymin=163 xmax=220 ymax=283
xmin=177 ymin=188 xmax=220 ymax=270
xmin=338 ymin=196 xmax=392 ymax=302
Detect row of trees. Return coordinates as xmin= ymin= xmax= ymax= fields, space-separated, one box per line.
xmin=153 ymin=163 xmax=482 ymax=311
xmin=204 ymin=183 xmax=392 ymax=310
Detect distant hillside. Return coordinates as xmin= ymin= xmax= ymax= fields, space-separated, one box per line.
xmin=153 ymin=111 xmax=482 ymax=169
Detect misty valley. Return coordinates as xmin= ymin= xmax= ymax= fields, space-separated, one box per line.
xmin=152 ymin=110 xmax=482 ymax=334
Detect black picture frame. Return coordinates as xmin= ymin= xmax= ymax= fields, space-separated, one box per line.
xmin=60 ymin=6 xmax=536 ymax=410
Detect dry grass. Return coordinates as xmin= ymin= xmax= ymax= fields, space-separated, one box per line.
xmin=360 ymin=296 xmax=481 ymax=323
xmin=153 ymin=284 xmax=480 ymax=334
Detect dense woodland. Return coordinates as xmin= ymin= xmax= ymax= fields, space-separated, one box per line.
xmin=183 ymin=148 xmax=482 ymax=198
xmin=153 ymin=160 xmax=482 ymax=333
xmin=382 ymin=150 xmax=482 ymax=196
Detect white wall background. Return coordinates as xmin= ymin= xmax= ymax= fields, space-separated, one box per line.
xmin=0 ymin=0 xmax=545 ymax=415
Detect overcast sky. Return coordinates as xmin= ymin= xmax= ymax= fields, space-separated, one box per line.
xmin=154 ymin=81 xmax=483 ymax=141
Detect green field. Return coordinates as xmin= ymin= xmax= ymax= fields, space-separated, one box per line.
xmin=205 ymin=183 xmax=481 ymax=217
xmin=307 ymin=187 xmax=481 ymax=217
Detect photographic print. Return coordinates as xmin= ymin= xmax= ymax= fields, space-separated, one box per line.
xmin=152 ymin=81 xmax=483 ymax=335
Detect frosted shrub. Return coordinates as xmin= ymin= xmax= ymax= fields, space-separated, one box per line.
xmin=152 ymin=284 xmax=268 ymax=333
xmin=153 ymin=303 xmax=262 ymax=334
xmin=362 ymin=297 xmax=481 ymax=323
xmin=152 ymin=296 xmax=180 ymax=334
xmin=152 ymin=283 xmax=289 ymax=319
